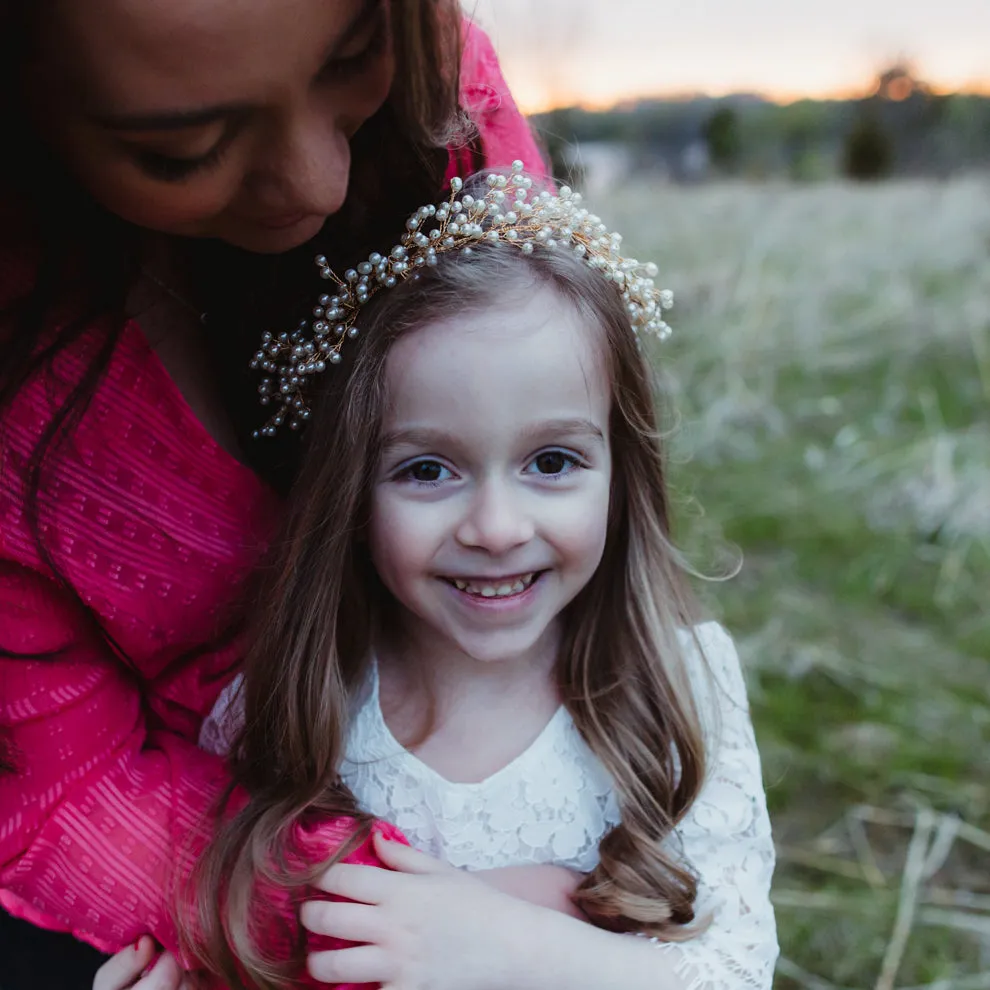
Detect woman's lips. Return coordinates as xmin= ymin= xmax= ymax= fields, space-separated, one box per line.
xmin=248 ymin=212 xmax=315 ymax=230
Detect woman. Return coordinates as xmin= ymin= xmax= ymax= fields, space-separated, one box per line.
xmin=0 ymin=0 xmax=544 ymax=986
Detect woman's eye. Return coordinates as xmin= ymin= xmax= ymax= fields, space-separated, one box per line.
xmin=134 ymin=143 xmax=227 ymax=183
xmin=402 ymin=461 xmax=451 ymax=484
xmin=320 ymin=6 xmax=388 ymax=83
xmin=528 ymin=451 xmax=580 ymax=477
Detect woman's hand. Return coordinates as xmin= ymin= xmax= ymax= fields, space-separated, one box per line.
xmin=93 ymin=938 xmax=190 ymax=990
xmin=302 ymin=832 xmax=543 ymax=990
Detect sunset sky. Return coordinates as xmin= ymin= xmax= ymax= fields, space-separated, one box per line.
xmin=465 ymin=0 xmax=989 ymax=111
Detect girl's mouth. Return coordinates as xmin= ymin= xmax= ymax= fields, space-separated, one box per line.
xmin=443 ymin=572 xmax=541 ymax=600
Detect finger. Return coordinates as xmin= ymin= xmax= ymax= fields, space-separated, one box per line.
xmin=307 ymin=944 xmax=391 ymax=985
xmin=372 ymin=830 xmax=449 ymax=875
xmin=313 ymin=861 xmax=391 ymax=903
xmin=300 ymin=899 xmax=382 ymax=943
xmin=93 ymin=937 xmax=158 ymax=990
xmin=136 ymin=951 xmax=185 ymax=990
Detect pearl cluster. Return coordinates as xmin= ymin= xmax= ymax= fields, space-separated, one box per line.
xmin=250 ymin=160 xmax=673 ymax=437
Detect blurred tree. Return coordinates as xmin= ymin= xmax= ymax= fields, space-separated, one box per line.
xmin=843 ymin=113 xmax=894 ymax=180
xmin=527 ymin=67 xmax=990 ymax=183
xmin=703 ymin=106 xmax=741 ymax=173
xmin=874 ymin=63 xmax=929 ymax=102
xmin=779 ymin=100 xmax=831 ymax=181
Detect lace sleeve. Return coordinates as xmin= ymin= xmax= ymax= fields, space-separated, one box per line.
xmin=198 ymin=673 xmax=245 ymax=756
xmin=651 ymin=623 xmax=779 ymax=990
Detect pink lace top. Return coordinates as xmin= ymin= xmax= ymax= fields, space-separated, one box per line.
xmin=0 ymin=19 xmax=545 ymax=965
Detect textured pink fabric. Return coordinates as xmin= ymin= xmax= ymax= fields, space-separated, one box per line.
xmin=0 ymin=19 xmax=546 ymax=964
xmin=256 ymin=819 xmax=409 ymax=990
xmin=446 ymin=21 xmax=547 ymax=182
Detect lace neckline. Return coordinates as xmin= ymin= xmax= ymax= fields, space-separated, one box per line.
xmin=366 ymin=660 xmax=568 ymax=790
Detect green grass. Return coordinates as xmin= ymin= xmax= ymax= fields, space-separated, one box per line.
xmin=598 ymin=175 xmax=990 ymax=986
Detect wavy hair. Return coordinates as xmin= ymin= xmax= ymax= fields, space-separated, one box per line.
xmin=187 ymin=243 xmax=710 ymax=987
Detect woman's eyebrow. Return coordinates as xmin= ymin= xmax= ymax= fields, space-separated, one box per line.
xmin=91 ymin=0 xmax=382 ymax=133
xmin=90 ymin=103 xmax=246 ymax=133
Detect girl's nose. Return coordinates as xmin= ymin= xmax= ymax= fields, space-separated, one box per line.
xmin=454 ymin=480 xmax=535 ymax=555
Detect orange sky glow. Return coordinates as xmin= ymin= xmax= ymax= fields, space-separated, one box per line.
xmin=465 ymin=1 xmax=990 ymax=113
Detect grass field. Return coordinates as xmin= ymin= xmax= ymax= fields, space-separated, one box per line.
xmin=599 ymin=175 xmax=990 ymax=987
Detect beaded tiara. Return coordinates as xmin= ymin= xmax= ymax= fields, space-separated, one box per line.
xmin=250 ymin=160 xmax=673 ymax=438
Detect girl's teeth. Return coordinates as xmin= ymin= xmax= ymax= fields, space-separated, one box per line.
xmin=452 ymin=574 xmax=535 ymax=598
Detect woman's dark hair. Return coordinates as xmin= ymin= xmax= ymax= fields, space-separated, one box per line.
xmin=0 ymin=0 xmax=475 ymax=773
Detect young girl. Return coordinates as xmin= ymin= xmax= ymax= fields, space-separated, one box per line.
xmin=191 ymin=164 xmax=778 ymax=990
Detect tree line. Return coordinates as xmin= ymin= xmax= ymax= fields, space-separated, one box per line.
xmin=531 ymin=65 xmax=990 ymax=182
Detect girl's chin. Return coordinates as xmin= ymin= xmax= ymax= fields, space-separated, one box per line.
xmin=442 ymin=629 xmax=559 ymax=667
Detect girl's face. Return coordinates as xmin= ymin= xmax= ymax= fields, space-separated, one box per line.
xmin=28 ymin=0 xmax=393 ymax=253
xmin=369 ymin=286 xmax=613 ymax=668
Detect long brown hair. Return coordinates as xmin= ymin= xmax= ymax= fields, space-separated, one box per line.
xmin=187 ymin=243 xmax=710 ymax=987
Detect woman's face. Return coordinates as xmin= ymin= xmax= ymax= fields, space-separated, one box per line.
xmin=28 ymin=0 xmax=394 ymax=253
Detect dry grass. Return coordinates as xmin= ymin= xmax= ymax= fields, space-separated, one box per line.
xmin=593 ymin=175 xmax=990 ymax=986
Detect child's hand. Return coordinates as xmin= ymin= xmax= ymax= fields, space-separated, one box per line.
xmin=474 ymin=864 xmax=587 ymax=919
xmin=302 ymin=832 xmax=542 ymax=990
xmin=92 ymin=938 xmax=190 ymax=990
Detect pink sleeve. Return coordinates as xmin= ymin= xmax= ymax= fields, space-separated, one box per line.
xmin=0 ymin=564 xmax=391 ymax=970
xmin=0 ymin=562 xmax=231 ymax=955
xmin=254 ymin=818 xmax=408 ymax=989
xmin=446 ymin=20 xmax=548 ymax=181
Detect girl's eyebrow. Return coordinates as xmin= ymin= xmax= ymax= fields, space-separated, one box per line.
xmin=380 ymin=427 xmax=458 ymax=453
xmin=522 ymin=418 xmax=605 ymax=444
xmin=381 ymin=418 xmax=606 ymax=453
xmin=90 ymin=0 xmax=382 ymax=132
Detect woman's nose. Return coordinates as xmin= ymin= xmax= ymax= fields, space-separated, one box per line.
xmin=247 ymin=105 xmax=351 ymax=218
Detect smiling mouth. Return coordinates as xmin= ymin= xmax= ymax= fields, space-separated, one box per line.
xmin=444 ymin=572 xmax=541 ymax=599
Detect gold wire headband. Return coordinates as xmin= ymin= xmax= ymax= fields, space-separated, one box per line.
xmin=250 ymin=160 xmax=673 ymax=438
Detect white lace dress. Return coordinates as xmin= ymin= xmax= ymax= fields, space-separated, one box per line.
xmin=200 ymin=622 xmax=778 ymax=990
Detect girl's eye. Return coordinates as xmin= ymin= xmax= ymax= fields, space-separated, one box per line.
xmin=527 ymin=450 xmax=580 ymax=477
xmin=401 ymin=460 xmax=452 ymax=485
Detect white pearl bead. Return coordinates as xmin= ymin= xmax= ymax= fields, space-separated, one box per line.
xmin=254 ymin=171 xmax=676 ymax=439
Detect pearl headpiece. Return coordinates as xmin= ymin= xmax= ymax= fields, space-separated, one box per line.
xmin=250 ymin=161 xmax=673 ymax=437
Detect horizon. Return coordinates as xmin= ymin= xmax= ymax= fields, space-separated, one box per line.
xmin=464 ymin=0 xmax=990 ymax=113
